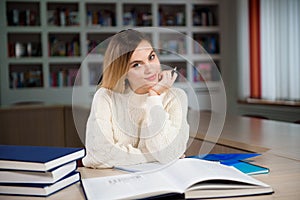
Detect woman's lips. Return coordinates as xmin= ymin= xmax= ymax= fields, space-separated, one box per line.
xmin=145 ymin=74 xmax=156 ymax=81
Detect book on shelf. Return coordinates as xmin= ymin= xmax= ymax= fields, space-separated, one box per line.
xmin=0 ymin=145 xmax=85 ymax=172
xmin=160 ymin=39 xmax=186 ymax=55
xmin=69 ymin=68 xmax=80 ymax=86
xmin=7 ymin=9 xmax=39 ymax=26
xmin=193 ymin=7 xmax=215 ymax=26
xmin=47 ymin=8 xmax=79 ymax=26
xmin=50 ymin=68 xmax=80 ymax=87
xmin=123 ymin=10 xmax=152 ymax=26
xmin=49 ymin=35 xmax=80 ymax=57
xmin=10 ymin=70 xmax=43 ymax=89
xmin=0 ymin=161 xmax=77 ymax=184
xmin=194 ymin=35 xmax=218 ymax=54
xmin=193 ymin=63 xmax=212 ymax=82
xmin=8 ymin=42 xmax=42 ymax=58
xmin=86 ymin=9 xmax=115 ymax=27
xmin=158 ymin=7 xmax=185 ymax=26
xmin=0 ymin=171 xmax=80 ymax=197
xmin=83 ymin=158 xmax=273 ymax=199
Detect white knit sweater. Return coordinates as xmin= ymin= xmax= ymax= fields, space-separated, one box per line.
xmin=82 ymin=87 xmax=189 ymax=168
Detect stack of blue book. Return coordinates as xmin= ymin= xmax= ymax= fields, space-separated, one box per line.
xmin=0 ymin=145 xmax=85 ymax=197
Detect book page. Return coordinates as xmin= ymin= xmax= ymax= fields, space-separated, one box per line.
xmin=82 ymin=171 xmax=180 ymax=199
xmin=158 ymin=158 xmax=270 ymax=191
xmin=115 ymin=162 xmax=163 ymax=173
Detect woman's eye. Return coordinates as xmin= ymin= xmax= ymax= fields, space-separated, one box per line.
xmin=133 ymin=63 xmax=141 ymax=68
xmin=149 ymin=54 xmax=155 ymax=60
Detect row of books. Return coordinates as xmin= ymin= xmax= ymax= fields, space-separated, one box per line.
xmin=87 ymin=10 xmax=116 ymax=27
xmin=6 ymin=6 xmax=217 ymax=27
xmin=49 ymin=68 xmax=80 ymax=87
xmin=6 ymin=37 xmax=217 ymax=58
xmin=159 ymin=9 xmax=185 ymax=26
xmin=47 ymin=9 xmax=79 ymax=26
xmin=193 ymin=63 xmax=221 ymax=82
xmin=0 ymin=145 xmax=85 ymax=197
xmin=193 ymin=63 xmax=213 ymax=82
xmin=193 ymin=8 xmax=216 ymax=26
xmin=194 ymin=35 xmax=219 ymax=54
xmin=49 ymin=36 xmax=80 ymax=57
xmin=10 ymin=70 xmax=43 ymax=89
xmin=7 ymin=9 xmax=39 ymax=26
xmin=8 ymin=63 xmax=217 ymax=88
xmin=123 ymin=10 xmax=152 ymax=26
xmin=8 ymin=42 xmax=42 ymax=58
xmin=159 ymin=39 xmax=186 ymax=55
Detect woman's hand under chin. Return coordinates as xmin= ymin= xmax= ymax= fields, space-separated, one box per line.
xmin=148 ymin=69 xmax=178 ymax=96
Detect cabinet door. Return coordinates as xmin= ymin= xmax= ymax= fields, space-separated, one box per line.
xmin=0 ymin=106 xmax=65 ymax=146
xmin=64 ymin=106 xmax=88 ymax=147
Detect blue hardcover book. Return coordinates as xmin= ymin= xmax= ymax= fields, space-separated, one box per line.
xmin=0 ymin=161 xmax=77 ymax=184
xmin=0 ymin=145 xmax=85 ymax=172
xmin=188 ymin=153 xmax=261 ymax=162
xmin=0 ymin=171 xmax=80 ymax=196
xmin=188 ymin=153 xmax=269 ymax=175
xmin=229 ymin=161 xmax=269 ymax=175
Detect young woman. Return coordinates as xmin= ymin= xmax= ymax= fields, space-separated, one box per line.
xmin=82 ymin=29 xmax=189 ymax=168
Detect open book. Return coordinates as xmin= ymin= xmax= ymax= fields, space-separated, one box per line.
xmin=82 ymin=158 xmax=273 ymax=199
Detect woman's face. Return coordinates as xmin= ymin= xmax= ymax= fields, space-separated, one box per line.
xmin=126 ymin=40 xmax=161 ymax=94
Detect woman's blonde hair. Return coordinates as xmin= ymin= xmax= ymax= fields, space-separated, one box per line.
xmin=99 ymin=29 xmax=151 ymax=93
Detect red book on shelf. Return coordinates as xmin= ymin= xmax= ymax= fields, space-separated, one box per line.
xmin=195 ymin=63 xmax=212 ymax=82
xmin=68 ymin=68 xmax=78 ymax=86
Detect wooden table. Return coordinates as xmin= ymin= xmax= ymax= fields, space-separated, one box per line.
xmin=1 ymin=112 xmax=300 ymax=200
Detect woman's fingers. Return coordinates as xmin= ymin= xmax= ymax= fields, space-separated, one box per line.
xmin=151 ymin=69 xmax=177 ymax=95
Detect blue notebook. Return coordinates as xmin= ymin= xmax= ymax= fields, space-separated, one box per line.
xmin=229 ymin=161 xmax=269 ymax=175
xmin=0 ymin=161 xmax=77 ymax=184
xmin=188 ymin=153 xmax=269 ymax=175
xmin=193 ymin=153 xmax=261 ymax=162
xmin=0 ymin=145 xmax=85 ymax=172
xmin=0 ymin=171 xmax=80 ymax=196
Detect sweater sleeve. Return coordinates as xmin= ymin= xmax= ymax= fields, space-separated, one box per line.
xmin=139 ymin=88 xmax=190 ymax=164
xmin=82 ymin=89 xmax=148 ymax=169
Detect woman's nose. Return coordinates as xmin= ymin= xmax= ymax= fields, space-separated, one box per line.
xmin=144 ymin=63 xmax=152 ymax=74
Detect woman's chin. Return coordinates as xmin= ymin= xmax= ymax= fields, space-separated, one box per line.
xmin=148 ymin=80 xmax=158 ymax=87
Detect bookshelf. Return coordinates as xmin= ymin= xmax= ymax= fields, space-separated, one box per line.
xmin=1 ymin=0 xmax=223 ymax=110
